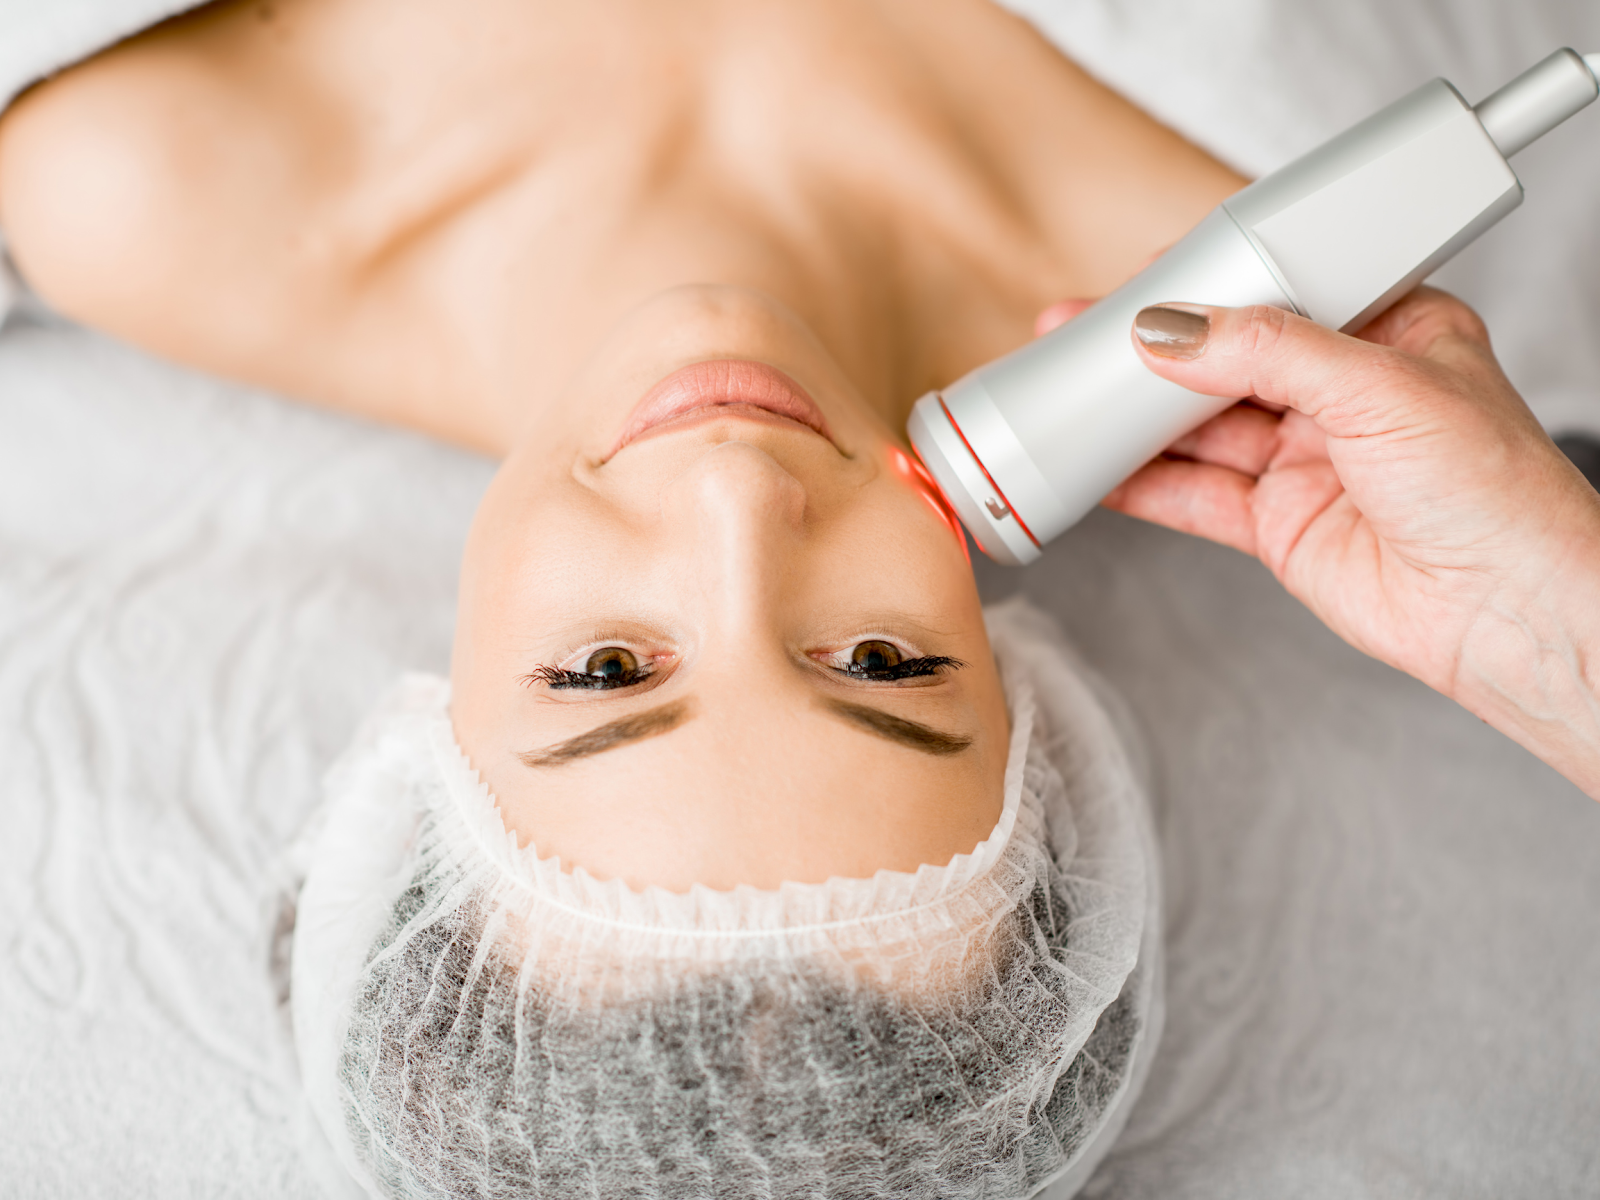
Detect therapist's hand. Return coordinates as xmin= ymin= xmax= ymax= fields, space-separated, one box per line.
xmin=1106 ymin=287 xmax=1600 ymax=798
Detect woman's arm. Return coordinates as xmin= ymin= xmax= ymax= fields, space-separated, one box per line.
xmin=1109 ymin=288 xmax=1600 ymax=797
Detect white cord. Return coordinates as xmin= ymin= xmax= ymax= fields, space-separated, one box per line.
xmin=1586 ymin=52 xmax=1600 ymax=82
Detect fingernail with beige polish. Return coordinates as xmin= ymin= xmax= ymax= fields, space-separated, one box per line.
xmin=1134 ymin=305 xmax=1210 ymax=359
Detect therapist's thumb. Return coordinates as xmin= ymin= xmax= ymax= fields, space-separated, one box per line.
xmin=1129 ymin=302 xmax=1425 ymax=437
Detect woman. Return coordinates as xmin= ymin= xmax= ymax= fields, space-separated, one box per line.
xmin=0 ymin=0 xmax=1242 ymax=890
xmin=0 ymin=1 xmax=1221 ymax=1193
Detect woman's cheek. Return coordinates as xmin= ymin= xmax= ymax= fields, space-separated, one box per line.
xmin=887 ymin=445 xmax=968 ymax=559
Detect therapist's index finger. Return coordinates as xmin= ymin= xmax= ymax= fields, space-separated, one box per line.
xmin=1131 ymin=302 xmax=1424 ymax=437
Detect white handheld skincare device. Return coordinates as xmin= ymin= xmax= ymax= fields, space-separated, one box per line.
xmin=910 ymin=49 xmax=1600 ymax=565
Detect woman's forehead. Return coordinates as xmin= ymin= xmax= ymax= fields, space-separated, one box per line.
xmin=482 ymin=685 xmax=1008 ymax=894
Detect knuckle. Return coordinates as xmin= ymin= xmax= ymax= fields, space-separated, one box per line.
xmin=1458 ymin=308 xmax=1491 ymax=347
xmin=1406 ymin=287 xmax=1492 ymax=348
xmin=1229 ymin=306 xmax=1297 ymax=401
xmin=1236 ymin=304 xmax=1291 ymax=359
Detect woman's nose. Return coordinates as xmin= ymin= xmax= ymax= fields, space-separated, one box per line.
xmin=659 ymin=439 xmax=807 ymax=625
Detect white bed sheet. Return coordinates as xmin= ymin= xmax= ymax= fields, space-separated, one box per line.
xmin=0 ymin=306 xmax=488 ymax=1197
xmin=2 ymin=2 xmax=1600 ymax=1197
xmin=975 ymin=522 xmax=1600 ymax=1199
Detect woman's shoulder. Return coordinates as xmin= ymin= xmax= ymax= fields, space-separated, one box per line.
xmin=0 ymin=0 xmax=620 ymax=446
xmin=0 ymin=1 xmax=342 ymax=347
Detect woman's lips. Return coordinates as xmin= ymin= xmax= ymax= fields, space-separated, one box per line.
xmin=607 ymin=360 xmax=834 ymax=458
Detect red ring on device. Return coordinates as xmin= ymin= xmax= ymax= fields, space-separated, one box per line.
xmin=938 ymin=396 xmax=1041 ymax=551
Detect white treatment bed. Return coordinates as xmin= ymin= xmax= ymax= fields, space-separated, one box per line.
xmin=2 ymin=2 xmax=1598 ymax=1196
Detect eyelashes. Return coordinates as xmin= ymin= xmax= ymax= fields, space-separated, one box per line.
xmin=837 ymin=654 xmax=965 ymax=682
xmin=522 ymin=663 xmax=654 ymax=691
xmin=521 ymin=654 xmax=965 ymax=691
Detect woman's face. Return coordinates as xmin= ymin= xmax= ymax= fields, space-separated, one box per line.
xmin=451 ymin=286 xmax=1009 ymax=893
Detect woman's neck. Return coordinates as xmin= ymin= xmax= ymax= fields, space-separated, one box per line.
xmin=462 ymin=0 xmax=1244 ymax=435
xmin=0 ymin=0 xmax=1245 ymax=451
xmin=717 ymin=0 xmax=1248 ymax=418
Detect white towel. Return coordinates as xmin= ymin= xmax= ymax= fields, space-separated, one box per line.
xmin=0 ymin=0 xmax=200 ymax=112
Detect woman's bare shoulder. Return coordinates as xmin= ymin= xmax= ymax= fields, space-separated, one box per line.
xmin=0 ymin=0 xmax=594 ymax=448
xmin=0 ymin=1 xmax=350 ymax=356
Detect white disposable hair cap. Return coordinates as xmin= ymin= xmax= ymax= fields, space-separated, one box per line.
xmin=290 ymin=598 xmax=1162 ymax=1200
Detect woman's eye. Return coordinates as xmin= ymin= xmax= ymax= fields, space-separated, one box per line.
xmin=850 ymin=640 xmax=903 ymax=672
xmin=583 ymin=646 xmax=640 ymax=681
xmin=525 ymin=646 xmax=653 ymax=690
xmin=831 ymin=642 xmax=964 ymax=682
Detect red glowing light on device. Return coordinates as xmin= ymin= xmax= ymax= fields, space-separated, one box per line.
xmin=888 ymin=446 xmax=969 ymax=562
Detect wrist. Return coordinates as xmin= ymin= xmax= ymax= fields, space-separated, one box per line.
xmin=1453 ymin=511 xmax=1600 ymax=798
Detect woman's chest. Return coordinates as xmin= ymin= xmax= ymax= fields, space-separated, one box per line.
xmin=0 ymin=0 xmax=1238 ymax=445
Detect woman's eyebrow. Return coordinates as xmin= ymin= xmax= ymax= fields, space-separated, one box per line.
xmin=519 ymin=699 xmax=695 ymax=767
xmin=820 ymin=698 xmax=973 ymax=756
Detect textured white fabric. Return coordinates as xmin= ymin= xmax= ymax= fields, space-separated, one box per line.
xmin=290 ymin=602 xmax=1162 ymax=1199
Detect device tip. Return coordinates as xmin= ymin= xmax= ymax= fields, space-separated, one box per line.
xmin=1474 ymin=49 xmax=1600 ymax=157
xmin=1586 ymin=52 xmax=1600 ymax=82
